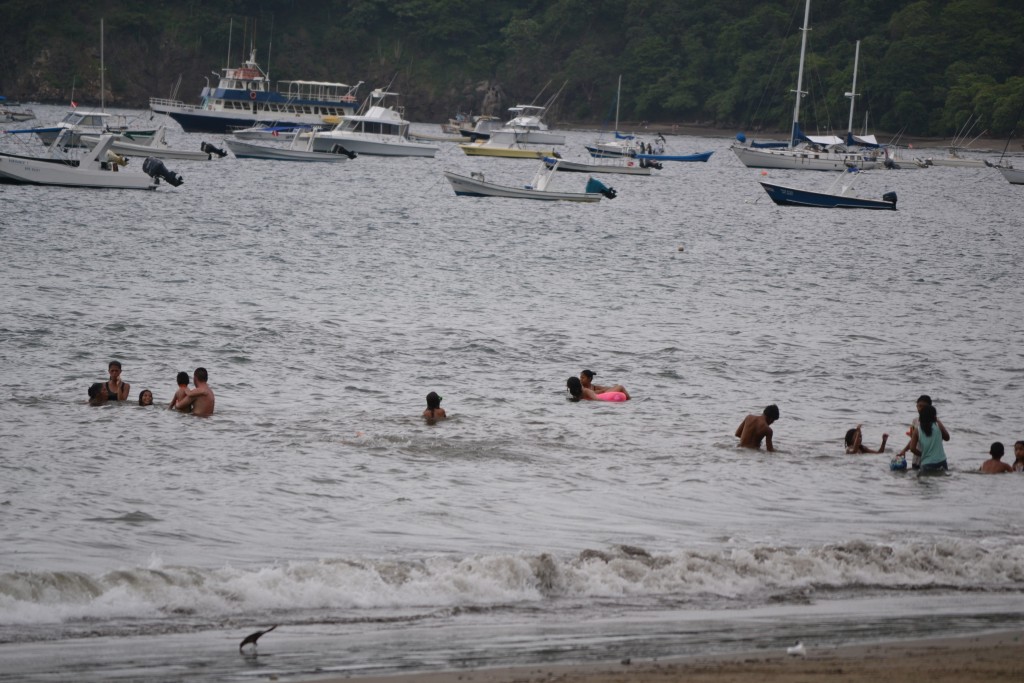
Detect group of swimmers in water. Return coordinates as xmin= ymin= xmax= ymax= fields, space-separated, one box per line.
xmin=86 ymin=360 xmax=215 ymax=416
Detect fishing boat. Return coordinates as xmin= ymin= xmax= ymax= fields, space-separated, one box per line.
xmin=15 ymin=109 xmax=155 ymax=148
xmin=459 ymin=130 xmax=556 ymax=159
xmin=541 ymin=156 xmax=653 ymax=176
xmin=498 ymin=104 xmax=565 ymax=145
xmin=759 ymin=167 xmax=896 ymax=209
xmin=635 ymin=148 xmax=713 ymax=163
xmin=230 ymin=122 xmax=309 ymax=141
xmin=80 ymin=126 xmax=219 ymax=161
xmin=309 ymin=89 xmax=437 ymax=157
xmin=225 ymin=129 xmax=357 ymax=162
xmin=444 ymin=160 xmax=616 ymax=202
xmin=0 ymin=132 xmax=183 ymax=190
xmin=731 ymin=12 xmax=882 ymax=171
xmin=150 ymin=48 xmax=361 ymax=134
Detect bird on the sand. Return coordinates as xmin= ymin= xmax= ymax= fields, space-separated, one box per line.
xmin=786 ymin=640 xmax=806 ymax=656
xmin=239 ymin=625 xmax=277 ymax=653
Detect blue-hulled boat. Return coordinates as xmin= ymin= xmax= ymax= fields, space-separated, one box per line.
xmin=759 ymin=168 xmax=896 ymax=210
xmin=634 ymin=150 xmax=713 ymax=163
xmin=150 ymin=49 xmax=361 ymax=134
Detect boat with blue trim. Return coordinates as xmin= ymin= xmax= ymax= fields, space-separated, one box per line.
xmin=759 ymin=168 xmax=897 ymax=209
xmin=149 ymin=49 xmax=361 ymax=134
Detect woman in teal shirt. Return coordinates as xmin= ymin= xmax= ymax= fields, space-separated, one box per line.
xmin=910 ymin=404 xmax=948 ymax=471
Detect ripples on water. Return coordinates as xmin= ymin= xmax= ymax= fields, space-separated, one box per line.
xmin=1 ymin=106 xmax=1024 ymax=680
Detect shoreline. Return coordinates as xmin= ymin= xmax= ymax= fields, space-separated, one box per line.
xmin=299 ymin=630 xmax=1024 ymax=683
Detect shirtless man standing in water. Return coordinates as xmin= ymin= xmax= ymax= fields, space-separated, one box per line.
xmin=174 ymin=367 xmax=215 ymax=416
xmin=735 ymin=404 xmax=779 ymax=451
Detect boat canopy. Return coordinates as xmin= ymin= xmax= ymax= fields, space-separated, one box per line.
xmin=614 ymin=131 xmax=635 ymax=140
xmin=846 ymin=132 xmax=881 ymax=148
xmin=793 ymin=123 xmax=843 ymax=147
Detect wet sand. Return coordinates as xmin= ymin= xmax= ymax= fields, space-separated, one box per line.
xmin=302 ymin=630 xmax=1024 ymax=683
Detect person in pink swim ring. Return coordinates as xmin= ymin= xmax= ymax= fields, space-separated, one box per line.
xmin=566 ymin=374 xmax=630 ymax=402
xmin=579 ymin=369 xmax=630 ymax=400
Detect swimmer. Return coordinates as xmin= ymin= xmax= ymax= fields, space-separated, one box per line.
xmin=897 ymin=394 xmax=950 ymax=469
xmin=845 ymin=424 xmax=888 ymax=454
xmin=173 ymin=367 xmax=215 ymax=416
xmin=169 ymin=371 xmax=190 ymax=411
xmin=735 ymin=404 xmax=779 ymax=451
xmin=87 ymin=382 xmax=110 ymax=406
xmin=106 ymin=360 xmax=130 ymax=401
xmin=138 ymin=389 xmax=153 ymax=406
xmin=579 ymin=369 xmax=630 ymax=400
xmin=422 ymin=391 xmax=447 ymax=423
xmin=1013 ymin=441 xmax=1024 ymax=472
xmin=980 ymin=442 xmax=1013 ymax=474
xmin=566 ymin=376 xmax=599 ymax=401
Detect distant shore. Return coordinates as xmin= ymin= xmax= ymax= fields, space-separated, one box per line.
xmin=302 ymin=630 xmax=1024 ymax=683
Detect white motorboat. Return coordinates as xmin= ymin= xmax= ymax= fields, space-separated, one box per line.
xmin=230 ymin=122 xmax=309 ymax=141
xmin=542 ymin=155 xmax=653 ymax=176
xmin=225 ymin=129 xmax=357 ymax=162
xmin=309 ymin=89 xmax=438 ymax=157
xmin=443 ymin=160 xmax=616 ymax=202
xmin=498 ymin=104 xmax=565 ymax=145
xmin=80 ymin=126 xmax=218 ymax=161
xmin=0 ymin=133 xmax=183 ymax=190
xmin=19 ymin=109 xmax=156 ymax=148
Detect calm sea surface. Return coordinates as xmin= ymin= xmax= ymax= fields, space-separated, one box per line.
xmin=2 ymin=105 xmax=1024 ymax=681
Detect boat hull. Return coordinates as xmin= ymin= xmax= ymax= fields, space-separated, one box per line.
xmin=80 ymin=134 xmax=211 ymax=161
xmin=733 ymin=144 xmax=880 ymax=171
xmin=759 ymin=181 xmax=895 ymax=209
xmin=997 ymin=166 xmax=1024 ymax=185
xmin=542 ymin=157 xmax=651 ymax=175
xmin=309 ymin=134 xmax=436 ymax=157
xmin=225 ymin=138 xmax=354 ymax=162
xmin=443 ymin=171 xmax=602 ymax=202
xmin=635 ymin=151 xmax=713 ymax=162
xmin=0 ymin=151 xmax=157 ymax=189
xmin=459 ymin=143 xmax=554 ymax=159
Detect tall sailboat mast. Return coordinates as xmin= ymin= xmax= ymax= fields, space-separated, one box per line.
xmin=846 ymin=40 xmax=860 ymax=135
xmin=790 ymin=0 xmax=811 ymax=147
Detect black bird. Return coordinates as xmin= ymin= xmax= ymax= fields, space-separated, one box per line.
xmin=239 ymin=624 xmax=277 ymax=653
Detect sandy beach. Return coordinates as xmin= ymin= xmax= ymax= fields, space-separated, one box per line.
xmin=302 ymin=630 xmax=1024 ymax=683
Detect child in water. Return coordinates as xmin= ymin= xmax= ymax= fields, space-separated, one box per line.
xmin=423 ymin=392 xmax=447 ymax=422
xmin=169 ymin=371 xmax=190 ymax=411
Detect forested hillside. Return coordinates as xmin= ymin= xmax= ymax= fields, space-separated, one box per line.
xmin=1 ymin=0 xmax=1022 ymax=137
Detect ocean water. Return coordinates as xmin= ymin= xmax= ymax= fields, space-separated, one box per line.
xmin=2 ymin=105 xmax=1024 ymax=681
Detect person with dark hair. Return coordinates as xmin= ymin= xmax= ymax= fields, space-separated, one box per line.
xmin=566 ymin=376 xmax=598 ymax=401
xmin=907 ymin=404 xmax=948 ymax=472
xmin=845 ymin=424 xmax=888 ymax=454
xmin=980 ymin=442 xmax=1012 ymax=474
xmin=173 ymin=367 xmax=215 ymax=416
xmin=897 ymin=395 xmax=950 ymax=469
xmin=87 ymin=382 xmax=109 ymax=406
xmin=422 ymin=392 xmax=447 ymax=422
xmin=138 ymin=389 xmax=154 ymax=407
xmin=1013 ymin=441 xmax=1024 ymax=472
xmin=735 ymin=404 xmax=779 ymax=451
xmin=579 ymin=369 xmax=630 ymax=400
xmin=169 ymin=371 xmax=190 ymax=411
xmin=106 ymin=360 xmax=130 ymax=401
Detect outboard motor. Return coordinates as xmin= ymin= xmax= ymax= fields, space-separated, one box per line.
xmin=143 ymin=156 xmax=184 ymax=187
xmin=200 ymin=141 xmax=228 ymax=158
xmin=882 ymin=191 xmax=898 ymax=207
xmin=330 ymin=144 xmax=358 ymax=159
xmin=585 ymin=177 xmax=617 ymax=199
xmin=883 ymin=157 xmax=899 ymax=170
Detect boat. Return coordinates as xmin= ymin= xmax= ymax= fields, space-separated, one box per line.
xmin=498 ymin=104 xmax=566 ymax=145
xmin=996 ymin=165 xmax=1024 ymax=185
xmin=444 ymin=160 xmax=616 ymax=201
xmin=759 ymin=168 xmax=897 ymax=209
xmin=456 ymin=114 xmax=503 ymax=140
xmin=0 ymin=96 xmax=34 ymax=122
xmin=14 ymin=109 xmax=155 ymax=148
xmin=150 ymin=47 xmax=361 ymax=134
xmin=0 ymin=132 xmax=183 ymax=190
xmin=458 ymin=130 xmax=557 ymax=159
xmin=230 ymin=122 xmax=310 ymax=141
xmin=308 ymin=89 xmax=437 ymax=157
xmin=585 ymin=76 xmax=642 ymax=158
xmin=634 ymin=142 xmax=713 ymax=163
xmin=225 ymin=129 xmax=357 ymax=162
xmin=541 ymin=155 xmax=653 ymax=176
xmin=918 ymin=115 xmax=990 ymax=167
xmin=80 ymin=126 xmax=220 ymax=161
xmin=731 ymin=13 xmax=882 ymax=171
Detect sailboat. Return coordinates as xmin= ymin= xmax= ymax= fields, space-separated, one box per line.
xmin=585 ymin=76 xmax=639 ymax=158
xmin=731 ymin=2 xmax=882 ymax=171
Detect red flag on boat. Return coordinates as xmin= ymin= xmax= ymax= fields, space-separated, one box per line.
xmin=71 ymin=100 xmax=78 ymax=108
xmin=272 ymin=130 xmax=278 ymax=137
